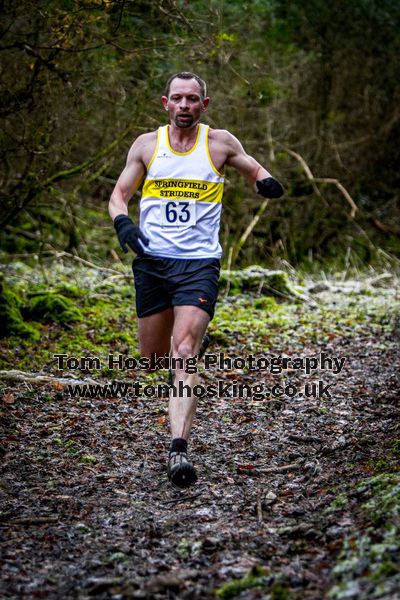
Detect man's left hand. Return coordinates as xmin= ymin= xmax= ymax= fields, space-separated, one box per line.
xmin=256 ymin=177 xmax=284 ymax=198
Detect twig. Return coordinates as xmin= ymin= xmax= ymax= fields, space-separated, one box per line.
xmin=227 ymin=62 xmax=250 ymax=85
xmin=0 ymin=247 xmax=130 ymax=276
xmin=224 ymin=245 xmax=234 ymax=297
xmin=288 ymin=434 xmax=323 ymax=444
xmin=162 ymin=492 xmax=203 ymax=506
xmin=82 ymin=465 xmax=99 ymax=475
xmin=112 ymin=0 xmax=126 ymax=33
xmin=5 ymin=516 xmax=59 ymax=525
xmin=321 ymin=442 xmax=350 ymax=456
xmin=365 ymin=273 xmax=393 ymax=286
xmin=370 ymin=217 xmax=400 ymax=237
xmin=43 ymin=121 xmax=136 ymax=187
xmin=0 ymin=370 xmax=97 ymax=386
xmin=4 ymin=225 xmax=38 ymax=240
xmin=259 ymin=463 xmax=302 ymax=474
xmin=231 ymin=198 xmax=269 ymax=265
xmin=280 ymin=145 xmax=358 ymax=217
xmin=281 ymin=146 xmax=324 ymax=201
xmin=377 ymin=248 xmax=400 ymax=266
xmin=256 ymin=491 xmax=263 ymax=522
xmin=46 ymin=250 xmax=126 ymax=275
xmin=238 ymin=462 xmax=302 ymax=475
xmin=260 ymin=283 xmax=310 ymax=304
xmin=311 ymin=177 xmax=358 ymax=218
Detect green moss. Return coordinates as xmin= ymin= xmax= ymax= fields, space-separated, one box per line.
xmin=360 ymin=473 xmax=400 ymax=524
xmin=176 ymin=539 xmax=203 ymax=558
xmin=325 ymin=493 xmax=348 ymax=513
xmin=329 ymin=473 xmax=400 ymax=599
xmin=371 ymin=561 xmax=399 ymax=580
xmin=260 ymin=270 xmax=291 ymax=294
xmin=208 ymin=328 xmax=230 ymax=346
xmin=1 ymin=264 xmax=398 ymax=374
xmin=55 ymin=283 xmax=86 ymax=298
xmin=391 ymin=440 xmax=400 ymax=457
xmin=271 ymin=583 xmax=291 ymax=600
xmin=215 ymin=569 xmax=289 ymax=599
xmin=215 ymin=566 xmax=270 ymax=599
xmin=0 ymin=274 xmax=40 ymax=340
xmin=25 ymin=293 xmax=82 ymax=324
xmin=254 ymin=297 xmax=279 ymax=311
xmin=374 ymin=458 xmax=391 ymax=472
xmin=220 ymin=266 xmax=299 ymax=299
xmin=80 ymin=454 xmax=97 ymax=464
xmin=218 ymin=271 xmax=242 ymax=293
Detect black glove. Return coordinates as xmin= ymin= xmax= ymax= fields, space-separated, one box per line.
xmin=256 ymin=177 xmax=284 ymax=198
xmin=113 ymin=214 xmax=149 ymax=256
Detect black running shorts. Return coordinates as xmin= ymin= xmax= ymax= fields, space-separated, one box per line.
xmin=132 ymin=255 xmax=220 ymax=319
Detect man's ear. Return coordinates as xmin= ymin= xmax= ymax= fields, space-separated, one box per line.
xmin=161 ymin=96 xmax=169 ymax=111
xmin=202 ymin=97 xmax=210 ymax=111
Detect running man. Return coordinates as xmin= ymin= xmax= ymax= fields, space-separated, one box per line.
xmin=109 ymin=72 xmax=283 ymax=488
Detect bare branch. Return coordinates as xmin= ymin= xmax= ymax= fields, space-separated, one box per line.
xmin=281 ymin=145 xmax=324 ymax=201
xmin=311 ymin=177 xmax=358 ymax=218
xmin=231 ymin=198 xmax=269 ymax=265
xmin=280 ymin=145 xmax=358 ymax=218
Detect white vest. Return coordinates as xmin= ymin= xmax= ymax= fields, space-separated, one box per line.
xmin=140 ymin=123 xmax=224 ymax=259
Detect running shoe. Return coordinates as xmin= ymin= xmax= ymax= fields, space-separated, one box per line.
xmin=167 ymin=451 xmax=198 ymax=488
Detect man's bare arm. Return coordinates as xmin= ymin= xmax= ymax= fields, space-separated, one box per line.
xmin=108 ymin=132 xmax=155 ymax=221
xmin=221 ymin=131 xmax=284 ymax=197
xmin=109 ymin=132 xmax=156 ymax=255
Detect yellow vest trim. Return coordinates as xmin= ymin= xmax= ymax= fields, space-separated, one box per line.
xmin=205 ymin=128 xmax=224 ymax=177
xmin=146 ymin=129 xmax=160 ymax=171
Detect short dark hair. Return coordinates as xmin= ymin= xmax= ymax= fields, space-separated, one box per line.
xmin=164 ymin=72 xmax=207 ymax=99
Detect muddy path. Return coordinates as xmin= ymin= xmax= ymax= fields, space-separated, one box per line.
xmin=1 ymin=282 xmax=399 ymax=599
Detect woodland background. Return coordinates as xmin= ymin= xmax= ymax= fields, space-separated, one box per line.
xmin=1 ymin=0 xmax=399 ymax=270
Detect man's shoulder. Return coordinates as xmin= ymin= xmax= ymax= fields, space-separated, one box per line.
xmin=208 ymin=127 xmax=234 ymax=142
xmin=208 ymin=127 xmax=240 ymax=149
xmin=134 ymin=130 xmax=158 ymax=145
xmin=128 ymin=130 xmax=158 ymax=164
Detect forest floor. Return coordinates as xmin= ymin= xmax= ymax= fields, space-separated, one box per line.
xmin=0 ymin=263 xmax=399 ymax=599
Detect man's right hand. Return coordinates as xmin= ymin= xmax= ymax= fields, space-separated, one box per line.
xmin=113 ymin=215 xmax=149 ymax=256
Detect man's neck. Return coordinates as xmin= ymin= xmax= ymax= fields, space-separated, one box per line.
xmin=168 ymin=122 xmax=200 ymax=152
xmin=169 ymin=122 xmax=199 ymax=140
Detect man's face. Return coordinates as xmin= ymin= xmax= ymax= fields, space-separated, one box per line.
xmin=162 ymin=78 xmax=209 ymax=129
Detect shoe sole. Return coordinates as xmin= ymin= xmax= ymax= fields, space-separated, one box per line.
xmin=168 ymin=463 xmax=198 ymax=489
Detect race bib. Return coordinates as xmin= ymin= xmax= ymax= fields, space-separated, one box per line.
xmin=160 ymin=200 xmax=196 ymax=227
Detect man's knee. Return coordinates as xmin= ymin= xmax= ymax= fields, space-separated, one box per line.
xmin=176 ymin=340 xmax=197 ymax=361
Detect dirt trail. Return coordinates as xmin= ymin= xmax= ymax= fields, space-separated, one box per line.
xmin=1 ymin=293 xmax=399 ymax=599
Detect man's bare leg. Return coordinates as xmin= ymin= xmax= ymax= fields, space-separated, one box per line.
xmin=137 ymin=307 xmax=174 ymax=359
xmin=136 ymin=305 xmax=209 ymax=487
xmin=137 ymin=305 xmax=208 ymax=440
xmin=167 ymin=305 xmax=209 ymax=487
xmin=169 ymin=305 xmax=210 ymax=440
